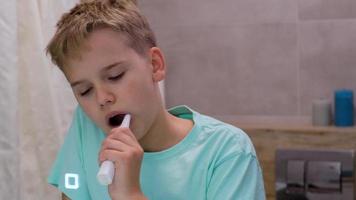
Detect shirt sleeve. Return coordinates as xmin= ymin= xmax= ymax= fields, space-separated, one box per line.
xmin=207 ymin=152 xmax=266 ymax=200
xmin=47 ymin=106 xmax=91 ymax=200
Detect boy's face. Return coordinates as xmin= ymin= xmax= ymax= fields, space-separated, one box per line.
xmin=63 ymin=28 xmax=164 ymax=138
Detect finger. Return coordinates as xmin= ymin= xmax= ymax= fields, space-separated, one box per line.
xmin=99 ymin=149 xmax=123 ymax=164
xmin=109 ymin=127 xmax=137 ymax=141
xmin=107 ymin=130 xmax=138 ymax=147
xmin=98 ymin=139 xmax=129 ymax=163
xmin=101 ymin=138 xmax=129 ymax=151
xmin=100 ymin=148 xmax=142 ymax=165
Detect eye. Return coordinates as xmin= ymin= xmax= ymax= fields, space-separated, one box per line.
xmin=80 ymin=87 xmax=92 ymax=96
xmin=108 ymin=72 xmax=125 ymax=81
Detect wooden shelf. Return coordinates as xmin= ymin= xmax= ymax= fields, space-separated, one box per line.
xmin=235 ymin=123 xmax=356 ymax=134
xmin=216 ymin=115 xmax=356 ymax=134
xmin=216 ymin=117 xmax=356 ymax=200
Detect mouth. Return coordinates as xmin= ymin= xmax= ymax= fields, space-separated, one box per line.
xmin=107 ymin=113 xmax=126 ymax=127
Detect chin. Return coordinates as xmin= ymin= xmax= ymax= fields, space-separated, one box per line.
xmin=100 ymin=125 xmax=111 ymax=135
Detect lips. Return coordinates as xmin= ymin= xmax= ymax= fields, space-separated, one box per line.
xmin=106 ymin=112 xmax=126 ymax=127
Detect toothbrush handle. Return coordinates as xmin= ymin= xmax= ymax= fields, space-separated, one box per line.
xmin=97 ymin=114 xmax=131 ymax=185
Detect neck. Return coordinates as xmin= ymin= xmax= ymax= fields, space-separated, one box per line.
xmin=138 ymin=106 xmax=193 ymax=152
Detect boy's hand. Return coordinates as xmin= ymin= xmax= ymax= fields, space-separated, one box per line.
xmin=99 ymin=126 xmax=146 ymax=200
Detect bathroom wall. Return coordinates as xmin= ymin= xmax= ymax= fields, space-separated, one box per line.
xmin=140 ymin=0 xmax=356 ymax=119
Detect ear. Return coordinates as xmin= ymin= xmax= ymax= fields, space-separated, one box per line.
xmin=149 ymin=47 xmax=166 ymax=82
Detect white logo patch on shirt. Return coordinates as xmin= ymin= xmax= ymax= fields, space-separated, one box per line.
xmin=65 ymin=173 xmax=79 ymax=190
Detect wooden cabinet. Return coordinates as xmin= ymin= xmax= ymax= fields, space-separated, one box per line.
xmin=229 ymin=122 xmax=356 ymax=200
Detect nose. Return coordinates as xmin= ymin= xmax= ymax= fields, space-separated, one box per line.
xmin=96 ymin=86 xmax=115 ymax=109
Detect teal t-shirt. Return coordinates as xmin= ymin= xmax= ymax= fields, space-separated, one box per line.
xmin=48 ymin=105 xmax=265 ymax=199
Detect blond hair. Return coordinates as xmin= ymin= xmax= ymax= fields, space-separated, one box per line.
xmin=46 ymin=0 xmax=156 ymax=69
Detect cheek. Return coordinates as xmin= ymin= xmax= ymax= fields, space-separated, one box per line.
xmin=126 ymin=75 xmax=155 ymax=101
xmin=78 ymin=99 xmax=101 ymax=123
xmin=76 ymin=97 xmax=91 ymax=112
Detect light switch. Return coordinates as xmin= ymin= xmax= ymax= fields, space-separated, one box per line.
xmin=306 ymin=161 xmax=341 ymax=193
xmin=286 ymin=160 xmax=305 ymax=194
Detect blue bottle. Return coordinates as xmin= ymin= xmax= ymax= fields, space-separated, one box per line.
xmin=334 ymin=89 xmax=354 ymax=127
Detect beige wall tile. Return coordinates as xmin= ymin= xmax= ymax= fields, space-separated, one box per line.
xmin=140 ymin=0 xmax=297 ymax=27
xmin=299 ymin=20 xmax=356 ymax=115
xmin=157 ymin=24 xmax=298 ymax=116
xmin=140 ymin=0 xmax=356 ymax=119
xmin=299 ymin=0 xmax=356 ymax=20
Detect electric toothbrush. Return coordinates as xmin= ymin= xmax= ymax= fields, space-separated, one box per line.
xmin=97 ymin=114 xmax=131 ymax=185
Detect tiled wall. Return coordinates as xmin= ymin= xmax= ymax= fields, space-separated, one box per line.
xmin=140 ymin=0 xmax=356 ymax=119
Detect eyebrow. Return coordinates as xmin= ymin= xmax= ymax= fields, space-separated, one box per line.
xmin=70 ymin=62 xmax=124 ymax=87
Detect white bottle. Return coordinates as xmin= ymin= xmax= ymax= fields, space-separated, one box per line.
xmin=312 ymin=99 xmax=331 ymax=126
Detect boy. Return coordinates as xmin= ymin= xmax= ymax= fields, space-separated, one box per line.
xmin=46 ymin=0 xmax=266 ymax=199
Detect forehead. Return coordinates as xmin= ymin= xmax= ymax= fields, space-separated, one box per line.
xmin=82 ymin=28 xmax=131 ymax=59
xmin=62 ymin=29 xmax=134 ymax=72
xmin=88 ymin=28 xmax=130 ymax=50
